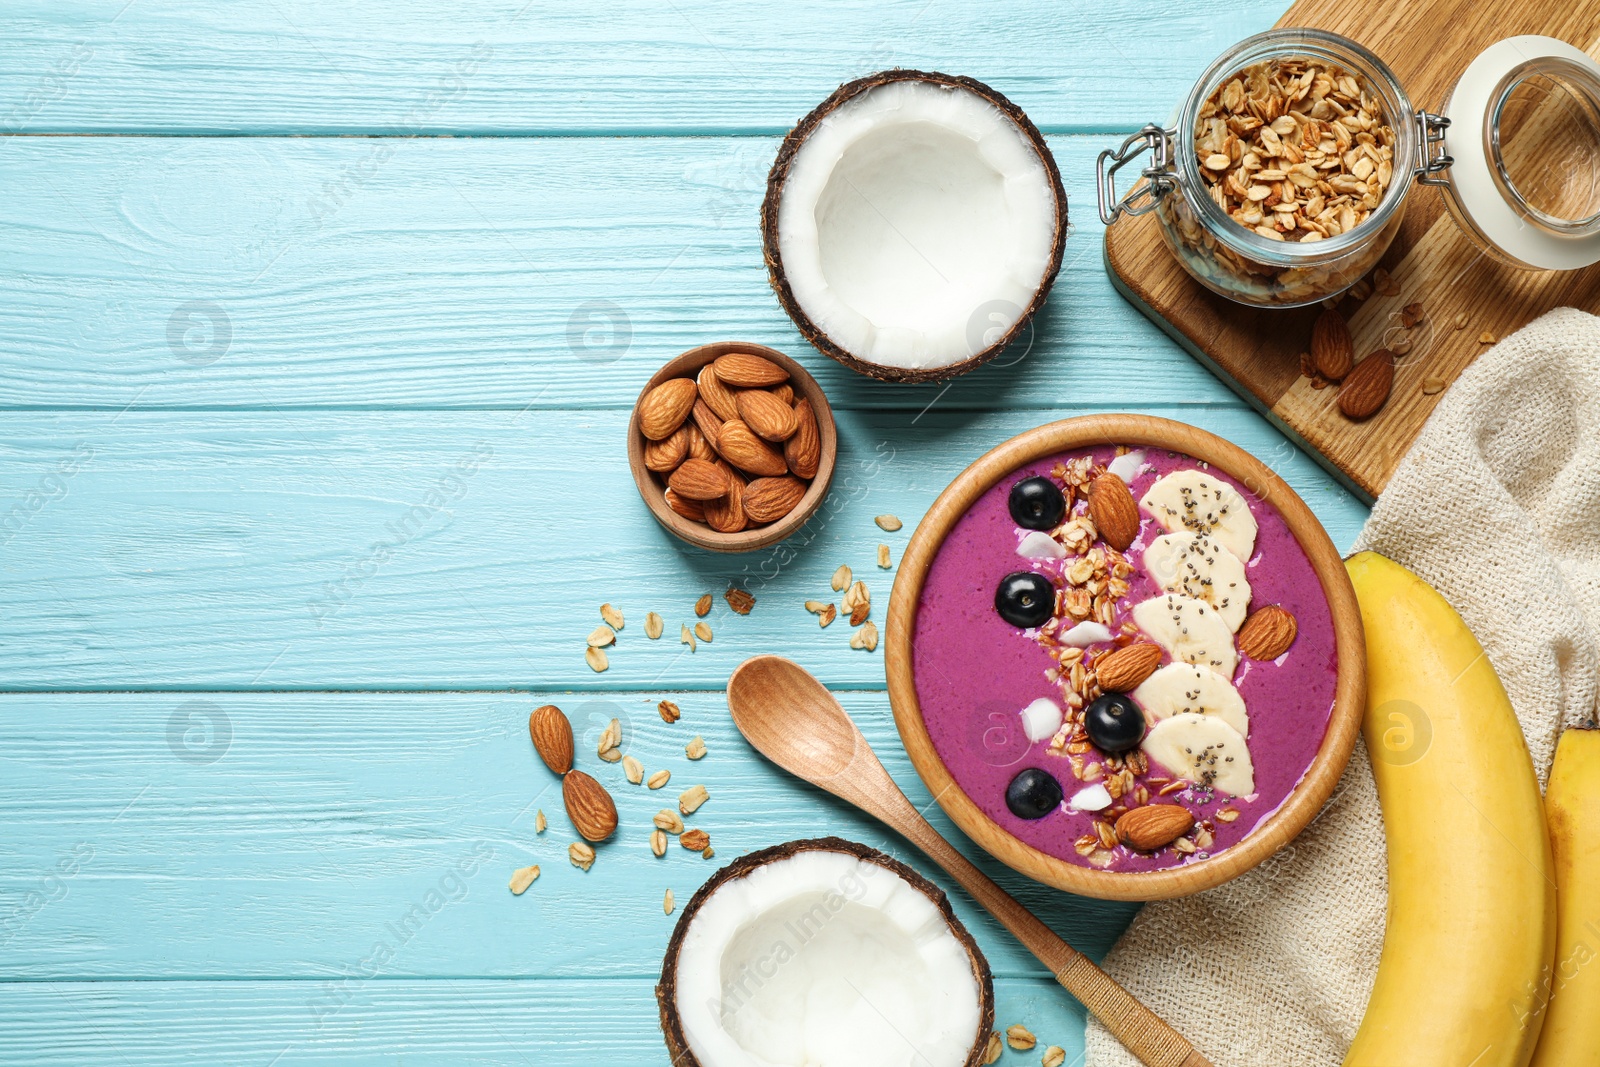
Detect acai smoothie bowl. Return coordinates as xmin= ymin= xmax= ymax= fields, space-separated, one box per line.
xmin=885 ymin=415 xmax=1365 ymax=900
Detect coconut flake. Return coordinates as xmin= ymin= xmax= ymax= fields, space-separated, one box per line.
xmin=1060 ymin=621 xmax=1115 ymax=647
xmin=1016 ymin=531 xmax=1066 ymax=559
xmin=1068 ymin=784 xmax=1114 ymax=812
xmin=773 ymin=77 xmax=1061 ymax=374
xmin=1019 ymin=697 xmax=1064 ymax=743
xmin=1107 ymin=450 xmax=1146 ymax=483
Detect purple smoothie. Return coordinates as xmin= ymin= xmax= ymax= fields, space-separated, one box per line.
xmin=911 ymin=446 xmax=1338 ymax=872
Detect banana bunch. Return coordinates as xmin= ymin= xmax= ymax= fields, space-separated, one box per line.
xmin=1344 ymin=552 xmax=1556 ymax=1067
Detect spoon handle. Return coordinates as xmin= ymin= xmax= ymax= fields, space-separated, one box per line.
xmin=887 ymin=797 xmax=1214 ymax=1067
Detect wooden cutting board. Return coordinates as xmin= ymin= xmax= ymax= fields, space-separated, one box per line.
xmin=1105 ymin=0 xmax=1600 ymax=503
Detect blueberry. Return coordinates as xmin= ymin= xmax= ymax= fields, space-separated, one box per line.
xmin=1009 ymin=476 xmax=1067 ymax=530
xmin=1006 ymin=768 xmax=1063 ymax=820
xmin=994 ymin=571 xmax=1055 ymax=628
xmin=1084 ymin=694 xmax=1147 ymax=754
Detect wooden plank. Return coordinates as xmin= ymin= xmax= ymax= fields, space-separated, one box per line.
xmin=0 ymin=690 xmax=1138 ymax=980
xmin=1105 ymin=2 xmax=1600 ymax=500
xmin=0 ymin=976 xmax=1090 ymax=1065
xmin=0 ymin=0 xmax=1283 ymax=135
xmin=0 ymin=407 xmax=1368 ymax=692
xmin=0 ymin=134 xmax=1239 ymax=411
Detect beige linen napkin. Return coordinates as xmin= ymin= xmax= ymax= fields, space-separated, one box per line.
xmin=1084 ymin=306 xmax=1600 ymax=1067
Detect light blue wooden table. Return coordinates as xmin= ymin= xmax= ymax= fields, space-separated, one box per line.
xmin=0 ymin=3 xmax=1369 ymax=1062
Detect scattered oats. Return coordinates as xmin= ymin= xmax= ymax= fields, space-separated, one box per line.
xmin=623 ymin=755 xmax=645 ymax=785
xmin=600 ymin=603 xmax=624 ymax=630
xmin=651 ymin=829 xmax=668 ymax=857
xmin=1400 ymin=301 xmax=1425 ymax=328
xmin=1174 ymin=837 xmax=1198 ymax=854
xmin=535 ymin=810 xmax=547 ymax=834
xmin=598 ymin=718 xmax=623 ymax=762
xmin=831 ymin=564 xmax=852 ymax=592
xmin=644 ymin=611 xmax=664 ymax=639
xmin=1422 ymin=377 xmax=1446 ymax=395
xmin=680 ymin=784 xmax=709 ymax=815
xmin=1479 ymin=330 xmax=1497 ymax=344
xmin=695 ymin=593 xmax=713 ymax=617
xmin=983 ymin=1031 xmax=1003 ymax=1065
xmin=664 ymin=888 xmax=675 ymax=915
xmin=659 ymin=699 xmax=681 ymax=724
xmin=818 ymin=604 xmax=837 ymax=627
xmin=569 ymin=842 xmax=596 ymax=872
xmin=1373 ymin=267 xmax=1400 ymax=296
xmin=724 ymin=587 xmax=755 ymax=615
xmin=681 ymin=828 xmax=710 ymax=852
xmin=587 ymin=625 xmax=616 ymax=648
xmin=850 ymin=620 xmax=880 ymax=652
xmin=1217 ymin=807 xmax=1241 ymax=822
xmin=509 ymin=865 xmax=541 ymax=895
xmin=1453 ymin=311 xmax=1469 ymax=330
xmin=654 ymin=809 xmax=685 ymax=835
xmin=694 ymin=621 xmax=713 ymax=643
xmin=842 ymin=580 xmax=869 ymax=612
xmin=685 ymin=735 xmax=707 ymax=761
xmin=701 ymin=846 xmax=714 ymax=860
xmin=681 ymin=623 xmax=696 ymax=651
xmin=1006 ymin=1024 xmax=1037 ymax=1051
xmin=1043 ymin=1047 xmax=1066 ymax=1067
xmin=585 ymin=646 xmax=609 ymax=673
xmin=877 ymin=543 xmax=891 ymax=569
xmin=874 ymin=514 xmax=903 ymax=532
xmin=647 ymin=769 xmax=672 ymax=790
xmin=1389 ymin=337 xmax=1412 ymax=355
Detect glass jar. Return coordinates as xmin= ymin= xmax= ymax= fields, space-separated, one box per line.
xmin=1098 ymin=29 xmax=1600 ymax=308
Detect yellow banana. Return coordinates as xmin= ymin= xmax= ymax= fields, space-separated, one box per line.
xmin=1529 ymin=727 xmax=1600 ymax=1066
xmin=1344 ymin=551 xmax=1555 ymax=1067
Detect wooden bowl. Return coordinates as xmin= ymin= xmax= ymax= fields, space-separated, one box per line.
xmin=884 ymin=414 xmax=1366 ymax=901
xmin=628 ymin=342 xmax=838 ymax=553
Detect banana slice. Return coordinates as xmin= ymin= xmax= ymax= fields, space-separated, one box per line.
xmin=1139 ymin=469 xmax=1258 ymax=562
xmin=1132 ymin=593 xmax=1238 ymax=679
xmin=1132 ymin=662 xmax=1249 ymax=738
xmin=1142 ymin=712 xmax=1255 ymax=796
xmin=1143 ymin=532 xmax=1252 ymax=632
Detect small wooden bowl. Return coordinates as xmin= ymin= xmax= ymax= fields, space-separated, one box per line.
xmin=885 ymin=414 xmax=1366 ymax=901
xmin=628 ymin=342 xmax=838 ymax=553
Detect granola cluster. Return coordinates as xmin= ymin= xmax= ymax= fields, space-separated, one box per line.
xmin=1159 ymin=56 xmax=1402 ymax=305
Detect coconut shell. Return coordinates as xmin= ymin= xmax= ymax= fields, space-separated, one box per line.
xmin=762 ymin=70 xmax=1069 ymax=384
xmin=656 ymin=837 xmax=994 ymax=1067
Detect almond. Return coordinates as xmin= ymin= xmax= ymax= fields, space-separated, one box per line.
xmin=691 ymin=398 xmax=724 ymax=444
xmin=713 ymin=352 xmax=788 ymax=388
xmin=643 ymin=425 xmax=690 ymax=473
xmin=785 ymin=397 xmax=821 ymax=479
xmin=717 ymin=419 xmax=788 ymax=477
xmin=562 ymin=769 xmax=619 ymax=842
xmin=1238 ymin=604 xmax=1298 ymax=660
xmin=736 ymin=389 xmax=799 ymax=442
xmin=1311 ymin=308 xmax=1354 ymax=381
xmin=667 ymin=458 xmax=732 ymax=501
xmin=664 ymin=488 xmax=706 ymax=522
xmin=744 ymin=476 xmax=806 ymax=524
xmin=703 ymin=468 xmax=748 ymax=533
xmin=1087 ymin=473 xmax=1139 ymax=551
xmin=696 ymin=364 xmax=741 ymax=422
xmin=528 ymin=704 xmax=574 ymax=775
xmin=1115 ymin=804 xmax=1194 ymax=851
xmin=1094 ymin=643 xmax=1162 ymax=691
xmin=770 ymin=383 xmax=794 ymax=405
xmin=685 ymin=423 xmax=716 ymax=463
xmin=638 ymin=378 xmax=697 ymax=440
xmin=1338 ymin=349 xmax=1394 ymax=420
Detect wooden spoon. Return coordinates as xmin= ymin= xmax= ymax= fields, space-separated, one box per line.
xmin=726 ymin=654 xmax=1213 ymax=1067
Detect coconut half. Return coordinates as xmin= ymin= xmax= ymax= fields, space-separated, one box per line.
xmin=658 ymin=838 xmax=993 ymax=1067
xmin=762 ymin=70 xmax=1067 ymax=382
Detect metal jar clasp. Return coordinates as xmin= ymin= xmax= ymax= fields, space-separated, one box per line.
xmin=1414 ymin=111 xmax=1453 ymax=186
xmin=1096 ymin=125 xmax=1177 ymax=224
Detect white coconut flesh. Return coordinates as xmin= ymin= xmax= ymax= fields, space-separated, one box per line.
xmin=671 ymin=848 xmax=983 ymax=1067
xmin=776 ymin=79 xmax=1058 ymax=372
